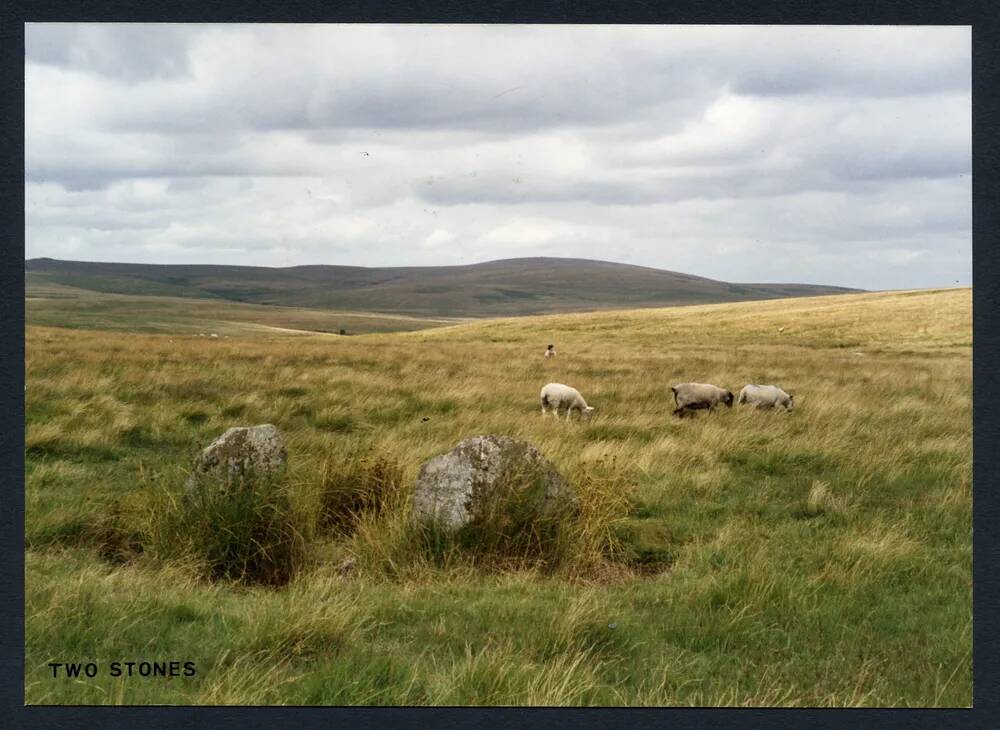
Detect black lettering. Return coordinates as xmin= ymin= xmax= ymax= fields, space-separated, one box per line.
xmin=184 ymin=661 xmax=196 ymax=677
xmin=84 ymin=663 xmax=97 ymax=678
xmin=49 ymin=663 xmax=61 ymax=678
xmin=123 ymin=661 xmax=136 ymax=676
xmin=169 ymin=661 xmax=180 ymax=677
xmin=152 ymin=661 xmax=168 ymax=677
xmin=65 ymin=663 xmax=83 ymax=678
xmin=139 ymin=661 xmax=152 ymax=677
xmin=110 ymin=662 xmax=121 ymax=677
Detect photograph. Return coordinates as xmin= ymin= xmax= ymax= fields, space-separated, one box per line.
xmin=23 ymin=22 xmax=971 ymax=706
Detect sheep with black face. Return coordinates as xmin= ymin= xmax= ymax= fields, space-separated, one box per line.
xmin=671 ymin=382 xmax=734 ymax=418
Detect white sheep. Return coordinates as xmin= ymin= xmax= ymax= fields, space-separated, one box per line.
xmin=540 ymin=382 xmax=594 ymax=420
xmin=671 ymin=382 xmax=734 ymax=418
xmin=738 ymin=384 xmax=794 ymax=411
xmin=544 ymin=344 xmax=556 ymax=358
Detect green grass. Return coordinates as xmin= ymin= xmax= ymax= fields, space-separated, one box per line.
xmin=26 ymin=276 xmax=460 ymax=336
xmin=24 ymin=288 xmax=971 ymax=705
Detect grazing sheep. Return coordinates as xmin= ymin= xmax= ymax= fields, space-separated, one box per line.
xmin=671 ymin=382 xmax=734 ymax=418
xmin=738 ymin=384 xmax=794 ymax=411
xmin=544 ymin=344 xmax=556 ymax=358
xmin=540 ymin=382 xmax=594 ymax=420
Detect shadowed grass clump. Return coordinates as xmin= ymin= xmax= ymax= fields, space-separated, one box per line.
xmin=317 ymin=451 xmax=405 ymax=533
xmin=153 ymin=475 xmax=306 ymax=586
xmin=612 ymin=521 xmax=675 ymax=575
xmin=92 ymin=500 xmax=147 ymax=566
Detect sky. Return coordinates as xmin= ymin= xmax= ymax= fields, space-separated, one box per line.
xmin=24 ymin=24 xmax=971 ymax=290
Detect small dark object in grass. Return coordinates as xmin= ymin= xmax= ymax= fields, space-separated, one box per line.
xmin=92 ymin=503 xmax=145 ymax=566
xmin=337 ymin=557 xmax=358 ymax=575
xmin=422 ymin=417 xmax=430 ymax=422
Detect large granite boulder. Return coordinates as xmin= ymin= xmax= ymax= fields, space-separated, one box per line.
xmin=186 ymin=424 xmax=287 ymax=493
xmin=412 ymin=434 xmax=576 ymax=531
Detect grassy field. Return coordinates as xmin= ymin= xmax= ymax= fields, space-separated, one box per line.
xmin=26 ymin=278 xmax=460 ymax=336
xmin=24 ymin=288 xmax=971 ymax=706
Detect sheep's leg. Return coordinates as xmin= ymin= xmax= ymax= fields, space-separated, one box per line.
xmin=566 ymin=406 xmax=574 ymax=421
xmin=673 ymin=407 xmax=686 ymax=418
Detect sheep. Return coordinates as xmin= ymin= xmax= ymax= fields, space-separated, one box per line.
xmin=544 ymin=344 xmax=556 ymax=358
xmin=738 ymin=384 xmax=794 ymax=411
xmin=540 ymin=382 xmax=594 ymax=420
xmin=671 ymin=382 xmax=734 ymax=418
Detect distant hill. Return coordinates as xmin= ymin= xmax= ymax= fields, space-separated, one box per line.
xmin=25 ymin=257 xmax=861 ymax=318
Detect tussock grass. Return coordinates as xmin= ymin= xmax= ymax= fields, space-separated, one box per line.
xmin=316 ymin=450 xmax=405 ymax=533
xmin=322 ymin=451 xmax=633 ymax=580
xmin=802 ymin=480 xmax=842 ymax=518
xmin=151 ymin=474 xmax=307 ymax=586
xmin=25 ymin=289 xmax=971 ymax=705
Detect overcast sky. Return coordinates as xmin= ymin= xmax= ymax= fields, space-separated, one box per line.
xmin=25 ymin=24 xmax=970 ymax=290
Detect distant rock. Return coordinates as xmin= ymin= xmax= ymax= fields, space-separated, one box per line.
xmin=186 ymin=424 xmax=287 ymax=494
xmin=412 ymin=434 xmax=575 ymax=531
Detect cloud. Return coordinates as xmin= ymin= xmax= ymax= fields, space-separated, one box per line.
xmin=423 ymin=228 xmax=456 ymax=249
xmin=24 ymin=24 xmax=971 ymax=290
xmin=26 ymin=23 xmax=194 ymax=82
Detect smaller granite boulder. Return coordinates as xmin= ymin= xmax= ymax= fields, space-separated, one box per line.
xmin=186 ymin=424 xmax=287 ymax=493
xmin=412 ymin=434 xmax=576 ymax=531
